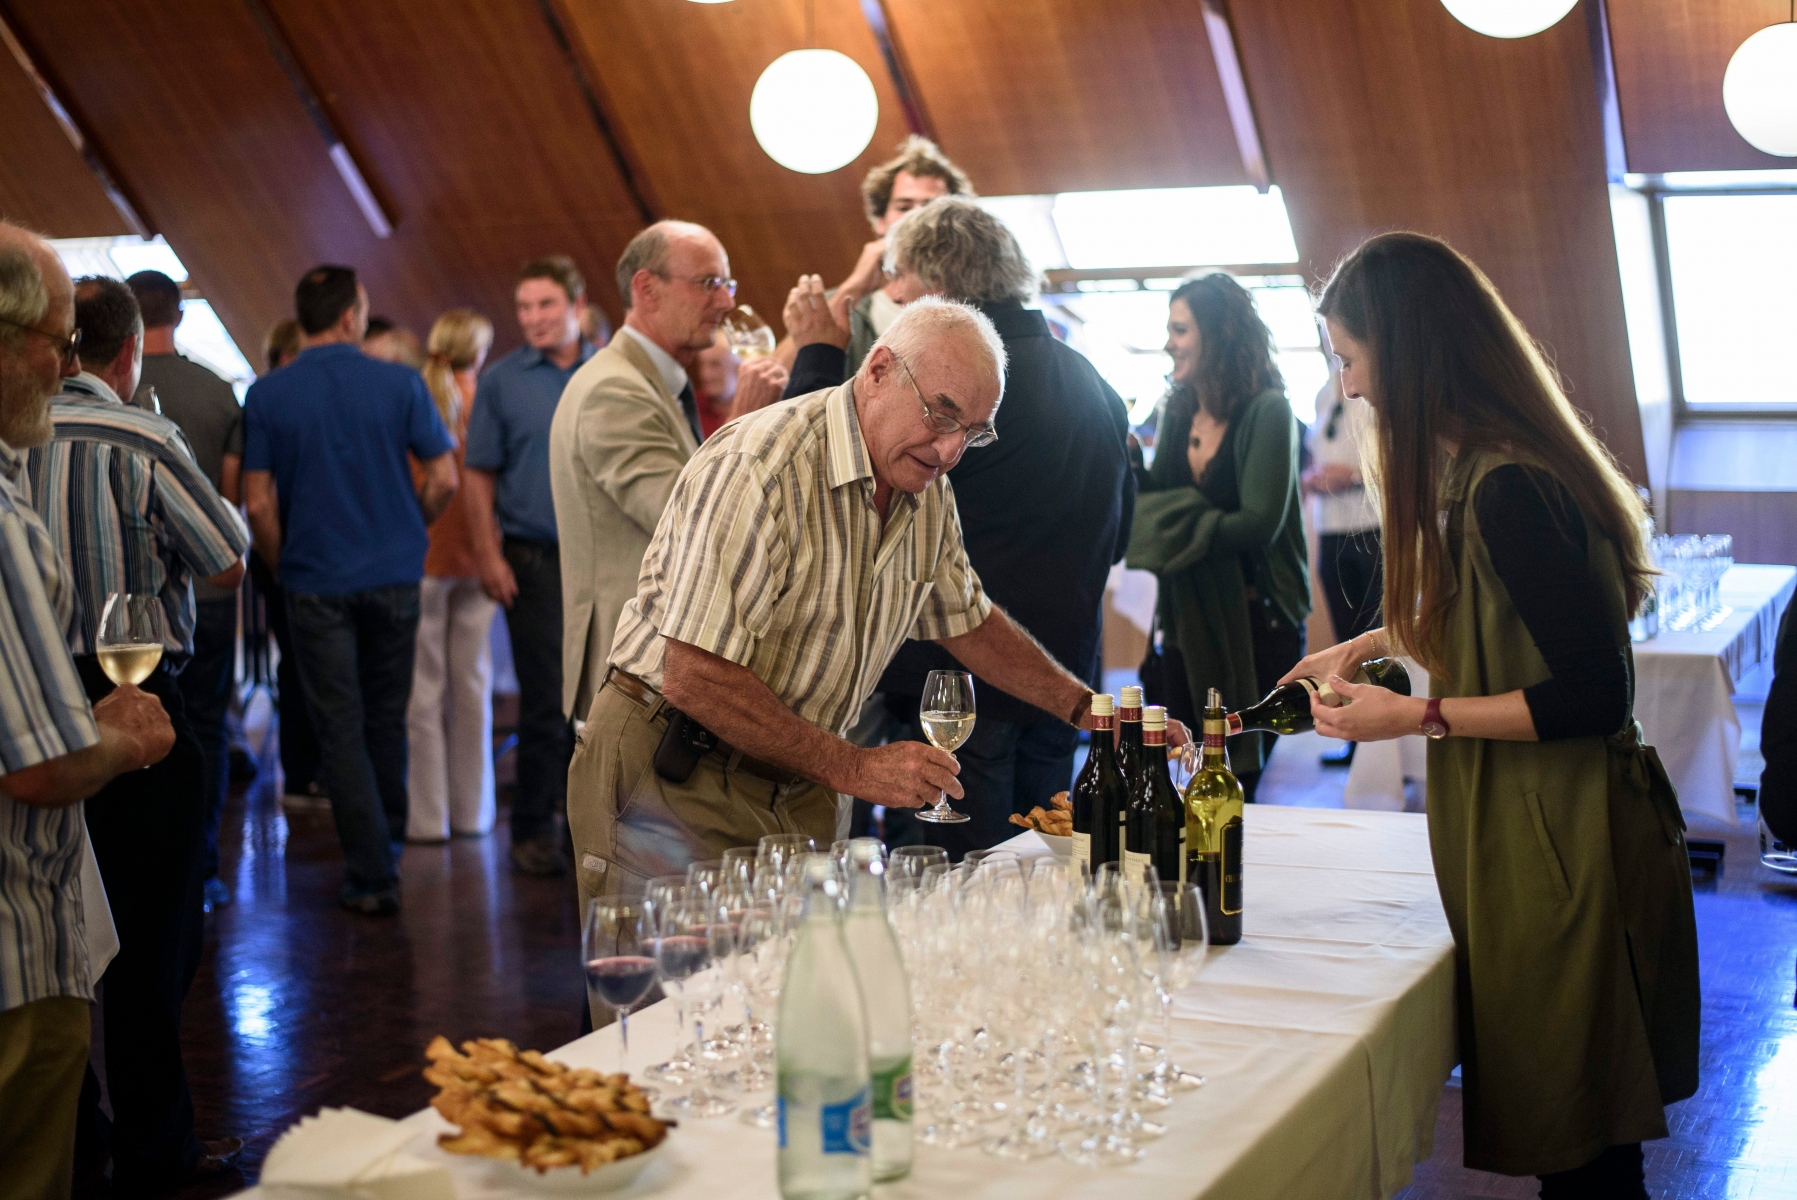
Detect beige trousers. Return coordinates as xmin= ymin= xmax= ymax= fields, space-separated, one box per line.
xmin=0 ymin=996 xmax=90 ymax=1200
xmin=406 ymin=576 xmax=498 ymax=840
xmin=568 ymin=680 xmax=836 ymax=911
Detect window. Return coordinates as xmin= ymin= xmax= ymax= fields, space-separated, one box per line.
xmin=51 ymin=235 xmax=256 ymax=400
xmin=977 ymin=186 xmax=1328 ymax=426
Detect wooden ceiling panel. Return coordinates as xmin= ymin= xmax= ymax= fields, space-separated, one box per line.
xmin=880 ymin=0 xmax=1249 ymax=196
xmin=558 ymin=0 xmax=915 ymax=325
xmin=1227 ymin=0 xmax=1646 ymax=481
xmin=0 ymin=26 xmax=126 ymax=237
xmin=1609 ymin=0 xmax=1793 ymax=174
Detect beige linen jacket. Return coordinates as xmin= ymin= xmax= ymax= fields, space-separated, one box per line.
xmin=549 ymin=332 xmax=698 ymax=721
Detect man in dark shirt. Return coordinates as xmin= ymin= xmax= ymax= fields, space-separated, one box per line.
xmin=784 ymin=197 xmax=1135 ymax=855
xmin=243 ymin=266 xmax=456 ymax=915
xmin=127 ymin=269 xmax=244 ymax=910
xmin=464 ymin=256 xmax=596 ymax=877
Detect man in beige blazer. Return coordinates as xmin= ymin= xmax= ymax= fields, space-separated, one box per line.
xmin=549 ymin=220 xmax=786 ymax=726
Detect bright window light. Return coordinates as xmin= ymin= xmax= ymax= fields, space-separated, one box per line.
xmin=50 ymin=235 xmax=254 ymax=400
xmin=1661 ymin=193 xmax=1797 ymax=407
xmin=1051 ymin=186 xmax=1298 ymax=269
xmin=974 ymin=194 xmax=1068 ymax=271
xmin=1657 ymin=170 xmax=1797 ymax=190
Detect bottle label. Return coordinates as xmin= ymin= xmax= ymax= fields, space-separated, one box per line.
xmin=873 ymin=1057 xmax=914 ymax=1122
xmin=820 ymin=1087 xmax=873 ymax=1155
xmin=1204 ymin=716 xmax=1230 ymax=747
xmin=1090 ymin=712 xmax=1114 ymax=732
xmin=1143 ymin=728 xmax=1165 ymax=746
xmin=1071 ymin=830 xmax=1091 ymax=871
xmin=778 ymin=1096 xmax=786 ymax=1148
xmin=1177 ymin=827 xmax=1187 ymax=885
xmin=1123 ymin=849 xmax=1152 ymax=877
xmin=1222 ymin=819 xmax=1243 ymax=915
xmin=1119 ymin=706 xmax=1142 ymax=722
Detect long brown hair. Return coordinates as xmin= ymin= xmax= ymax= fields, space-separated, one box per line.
xmin=1169 ymin=273 xmax=1283 ymax=427
xmin=1316 ymin=232 xmax=1651 ymax=675
xmin=422 ymin=308 xmax=493 ymax=436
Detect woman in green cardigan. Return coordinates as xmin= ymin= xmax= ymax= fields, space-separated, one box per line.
xmin=1288 ymin=233 xmax=1698 ymax=1197
xmin=1127 ymin=274 xmax=1309 ymax=799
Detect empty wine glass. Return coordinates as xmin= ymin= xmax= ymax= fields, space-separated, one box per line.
xmin=97 ymin=593 xmax=166 ymax=686
xmin=582 ymin=899 xmax=657 ymax=1074
xmin=917 ymin=670 xmax=975 ymax=825
xmin=658 ymin=895 xmax=737 ymax=1118
xmin=889 ymin=845 xmax=949 ymax=883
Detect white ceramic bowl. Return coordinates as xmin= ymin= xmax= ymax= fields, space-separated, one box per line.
xmin=1038 ymin=832 xmax=1072 ymax=859
xmin=484 ymin=1137 xmax=667 ymax=1194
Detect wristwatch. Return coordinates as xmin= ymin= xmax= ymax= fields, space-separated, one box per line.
xmin=1421 ymin=697 xmax=1450 ymax=740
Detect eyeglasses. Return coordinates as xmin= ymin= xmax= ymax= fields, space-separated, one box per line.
xmin=0 ymin=316 xmax=80 ymax=368
xmin=664 ymin=274 xmax=738 ymax=298
xmin=892 ymin=351 xmax=997 ymax=448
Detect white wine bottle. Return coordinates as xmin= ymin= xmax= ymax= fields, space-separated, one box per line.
xmin=840 ymin=843 xmax=913 ymax=1181
xmin=1185 ymin=689 xmax=1243 ymax=946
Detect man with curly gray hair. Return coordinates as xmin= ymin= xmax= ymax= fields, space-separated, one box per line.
xmin=780 ymin=199 xmax=1143 ymax=855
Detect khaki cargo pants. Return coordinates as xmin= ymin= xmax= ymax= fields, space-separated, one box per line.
xmin=568 ymin=679 xmax=837 ymax=912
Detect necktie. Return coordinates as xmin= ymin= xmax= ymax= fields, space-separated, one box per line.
xmin=677 ymin=382 xmax=702 ymax=443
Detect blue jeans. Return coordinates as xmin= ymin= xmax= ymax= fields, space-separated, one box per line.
xmin=287 ymin=584 xmax=421 ymax=893
xmin=886 ymin=714 xmax=1079 ymax=861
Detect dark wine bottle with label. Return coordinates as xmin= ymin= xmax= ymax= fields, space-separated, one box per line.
xmin=1226 ymin=657 xmax=1413 ymax=736
xmin=1125 ymin=705 xmax=1187 ymax=886
xmin=1186 ymin=688 xmax=1243 ymax=945
xmin=1070 ymin=693 xmax=1122 ymax=874
xmin=1113 ymin=685 xmax=1144 ymax=868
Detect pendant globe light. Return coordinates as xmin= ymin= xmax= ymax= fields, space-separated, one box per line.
xmin=1724 ymin=10 xmax=1797 ymax=156
xmin=750 ymin=0 xmax=879 ymax=174
xmin=1439 ymin=0 xmax=1578 ymax=39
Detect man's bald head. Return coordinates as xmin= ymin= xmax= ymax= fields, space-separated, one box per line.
xmin=618 ymin=219 xmax=735 ymax=355
xmin=0 ymin=222 xmax=76 ymax=447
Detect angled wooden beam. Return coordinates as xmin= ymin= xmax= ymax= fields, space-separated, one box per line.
xmin=1584 ymin=0 xmax=1629 ymax=183
xmin=240 ymin=0 xmax=395 ymax=237
xmin=1200 ymin=0 xmax=1271 ymax=192
xmin=535 ymin=0 xmax=658 ymax=225
xmin=0 ymin=4 xmax=153 ymax=238
xmin=856 ymin=0 xmax=936 ymax=141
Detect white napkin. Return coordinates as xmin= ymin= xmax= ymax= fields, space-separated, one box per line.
xmin=260 ymin=1108 xmax=453 ymax=1200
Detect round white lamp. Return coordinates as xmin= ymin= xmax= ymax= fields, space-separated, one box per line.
xmin=1724 ymin=23 xmax=1797 ymax=156
xmin=1439 ymin=0 xmax=1578 ymax=39
xmin=750 ymin=49 xmax=879 ymax=174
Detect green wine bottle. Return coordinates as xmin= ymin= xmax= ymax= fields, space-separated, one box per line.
xmin=1125 ymin=705 xmax=1186 ymax=886
xmin=1185 ymin=688 xmax=1243 ymax=945
xmin=1226 ymin=657 xmax=1413 ymax=736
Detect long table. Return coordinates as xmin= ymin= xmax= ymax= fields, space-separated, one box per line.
xmin=246 ymin=807 xmax=1456 ymax=1200
xmin=1345 ymin=563 xmax=1796 ymax=826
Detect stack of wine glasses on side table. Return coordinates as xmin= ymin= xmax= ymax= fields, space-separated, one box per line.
xmin=1648 ymin=533 xmax=1735 ymax=635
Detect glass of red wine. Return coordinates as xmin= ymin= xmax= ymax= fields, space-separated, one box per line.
xmin=583 ymin=899 xmax=657 ymax=1074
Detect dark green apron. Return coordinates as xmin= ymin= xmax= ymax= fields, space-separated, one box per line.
xmin=1426 ymin=449 xmax=1700 ymax=1176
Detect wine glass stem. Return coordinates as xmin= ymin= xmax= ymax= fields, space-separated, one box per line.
xmin=620 ymin=1010 xmax=630 ymax=1074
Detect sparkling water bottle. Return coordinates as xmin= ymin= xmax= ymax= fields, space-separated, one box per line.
xmin=841 ymin=840 xmax=914 ymax=1181
xmin=777 ymin=856 xmax=872 ymax=1200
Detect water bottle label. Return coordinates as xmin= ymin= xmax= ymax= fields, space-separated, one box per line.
xmin=873 ymin=1056 xmax=914 ymax=1121
xmin=777 ymin=1096 xmax=787 ymax=1148
xmin=820 ymin=1087 xmax=872 ymax=1155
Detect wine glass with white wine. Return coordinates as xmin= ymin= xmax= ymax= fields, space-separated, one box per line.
xmin=916 ymin=669 xmax=975 ymax=825
xmin=97 ymin=593 xmax=166 ymax=686
xmin=720 ymin=305 xmax=776 ymax=361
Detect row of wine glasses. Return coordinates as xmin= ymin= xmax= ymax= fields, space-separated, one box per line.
xmin=1652 ymin=533 xmax=1734 ymax=633
xmin=887 ymin=851 xmax=1209 ymax=1167
xmin=580 ymin=832 xmax=820 ymax=1123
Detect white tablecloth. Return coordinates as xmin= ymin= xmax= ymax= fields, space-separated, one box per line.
xmin=240 ymin=807 xmax=1455 ymax=1200
xmin=1343 ymin=564 xmax=1796 ymax=826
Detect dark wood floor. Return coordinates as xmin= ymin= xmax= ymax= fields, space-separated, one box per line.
xmin=78 ymin=728 xmax=1797 ymax=1199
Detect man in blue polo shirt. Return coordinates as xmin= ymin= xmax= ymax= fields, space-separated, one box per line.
xmin=464 ymin=256 xmax=596 ymax=877
xmin=242 ymin=265 xmax=456 ymax=915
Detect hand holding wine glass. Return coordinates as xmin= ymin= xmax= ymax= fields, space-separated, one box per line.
xmin=916 ymin=670 xmax=975 ymax=825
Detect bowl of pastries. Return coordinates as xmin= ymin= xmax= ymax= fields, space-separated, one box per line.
xmin=424 ymin=1036 xmax=671 ymax=1193
xmin=1009 ymin=792 xmax=1073 ymax=857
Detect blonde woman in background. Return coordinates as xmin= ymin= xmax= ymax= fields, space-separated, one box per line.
xmin=407 ymin=309 xmax=499 ymax=841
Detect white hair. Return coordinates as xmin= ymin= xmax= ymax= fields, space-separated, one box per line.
xmin=866 ymin=294 xmax=1007 ymax=398
xmin=0 ymin=245 xmax=47 ymax=351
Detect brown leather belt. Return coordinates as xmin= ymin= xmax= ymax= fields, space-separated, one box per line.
xmin=604 ymin=667 xmax=805 ymax=788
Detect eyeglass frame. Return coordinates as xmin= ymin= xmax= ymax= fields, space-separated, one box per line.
xmin=660 ymin=273 xmax=738 ymax=298
xmin=891 ymin=350 xmax=997 ymax=448
xmin=0 ymin=315 xmax=80 ymax=368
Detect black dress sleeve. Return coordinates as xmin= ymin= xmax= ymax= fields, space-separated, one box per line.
xmin=1473 ymin=464 xmax=1630 ymax=741
xmin=783 ymin=343 xmax=849 ymax=400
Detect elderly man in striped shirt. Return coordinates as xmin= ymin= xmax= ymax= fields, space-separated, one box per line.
xmin=572 ymin=297 xmax=1141 ymax=912
xmin=0 ymin=227 xmax=178 ymax=1200
xmin=26 ymin=274 xmax=249 ymax=1188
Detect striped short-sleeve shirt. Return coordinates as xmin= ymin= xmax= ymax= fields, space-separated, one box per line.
xmin=25 ymin=374 xmax=249 ymax=660
xmin=0 ymin=436 xmax=101 ymax=1013
xmin=610 ymin=381 xmax=992 ymax=738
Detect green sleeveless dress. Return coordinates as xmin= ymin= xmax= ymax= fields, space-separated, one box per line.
xmin=1428 ymin=449 xmax=1700 ymax=1176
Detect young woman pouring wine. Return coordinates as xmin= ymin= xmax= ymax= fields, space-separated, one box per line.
xmin=1285 ymin=232 xmax=1699 ymax=1199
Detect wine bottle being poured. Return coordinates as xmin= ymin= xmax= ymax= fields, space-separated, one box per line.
xmin=1226 ymin=657 xmax=1412 ymax=736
